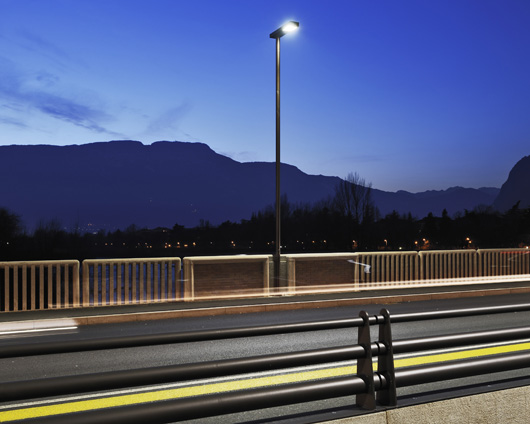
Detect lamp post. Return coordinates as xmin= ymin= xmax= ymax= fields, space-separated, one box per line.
xmin=270 ymin=21 xmax=299 ymax=289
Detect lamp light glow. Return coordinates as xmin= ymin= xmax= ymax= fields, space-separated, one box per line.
xmin=282 ymin=21 xmax=299 ymax=33
xmin=270 ymin=21 xmax=300 ymax=38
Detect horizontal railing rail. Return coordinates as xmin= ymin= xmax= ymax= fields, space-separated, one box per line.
xmin=389 ymin=302 xmax=530 ymax=323
xmin=393 ymin=326 xmax=530 ymax=353
xmin=11 ymin=375 xmax=372 ymax=424
xmin=394 ymin=351 xmax=530 ymax=388
xmin=0 ymin=317 xmax=366 ymax=359
xmin=0 ymin=343 xmax=373 ymax=402
xmin=4 ymin=302 xmax=530 ymax=359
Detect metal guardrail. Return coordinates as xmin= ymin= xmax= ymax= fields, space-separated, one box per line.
xmin=5 ymin=302 xmax=530 ymax=359
xmin=2 ymin=303 xmax=530 ymax=423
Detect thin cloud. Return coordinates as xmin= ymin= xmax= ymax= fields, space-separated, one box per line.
xmin=144 ymin=102 xmax=192 ymax=135
xmin=342 ymin=153 xmax=384 ymax=163
xmin=0 ymin=56 xmax=120 ymax=136
xmin=219 ymin=150 xmax=258 ymax=163
xmin=0 ymin=115 xmax=28 ymax=129
xmin=36 ymin=94 xmax=111 ymax=133
xmin=15 ymin=30 xmax=83 ymax=70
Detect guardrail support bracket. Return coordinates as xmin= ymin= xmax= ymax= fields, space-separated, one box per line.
xmin=356 ymin=310 xmax=376 ymax=409
xmin=376 ymin=308 xmax=397 ymax=406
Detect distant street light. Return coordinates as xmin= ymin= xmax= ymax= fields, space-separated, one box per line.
xmin=270 ymin=21 xmax=299 ymax=289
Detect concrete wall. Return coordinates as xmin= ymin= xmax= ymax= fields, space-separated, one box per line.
xmin=287 ymin=254 xmax=359 ymax=289
xmin=183 ymin=255 xmax=269 ymax=300
xmin=192 ymin=261 xmax=266 ymax=297
xmin=323 ymin=386 xmax=529 ymax=424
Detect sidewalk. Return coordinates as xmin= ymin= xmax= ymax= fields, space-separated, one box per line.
xmin=2 ymin=280 xmax=530 ymax=330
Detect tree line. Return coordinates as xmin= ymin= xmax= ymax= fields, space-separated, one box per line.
xmin=1 ymin=173 xmax=529 ymax=261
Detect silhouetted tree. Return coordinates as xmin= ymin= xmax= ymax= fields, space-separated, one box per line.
xmin=33 ymin=219 xmax=68 ymax=258
xmin=0 ymin=207 xmax=21 ymax=242
xmin=333 ymin=172 xmax=378 ymax=249
xmin=0 ymin=207 xmax=21 ymax=259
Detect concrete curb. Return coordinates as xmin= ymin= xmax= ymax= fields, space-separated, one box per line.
xmin=323 ymin=385 xmax=530 ymax=423
xmin=3 ymin=285 xmax=530 ymax=332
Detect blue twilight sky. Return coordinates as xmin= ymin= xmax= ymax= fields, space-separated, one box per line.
xmin=1 ymin=0 xmax=529 ymax=193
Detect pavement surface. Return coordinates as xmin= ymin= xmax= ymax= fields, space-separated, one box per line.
xmin=2 ymin=280 xmax=530 ymax=331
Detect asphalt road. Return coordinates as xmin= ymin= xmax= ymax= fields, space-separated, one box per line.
xmin=2 ymin=293 xmax=530 ymax=423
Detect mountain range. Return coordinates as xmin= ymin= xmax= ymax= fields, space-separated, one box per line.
xmin=493 ymin=155 xmax=530 ymax=212
xmin=0 ymin=140 xmax=522 ymax=232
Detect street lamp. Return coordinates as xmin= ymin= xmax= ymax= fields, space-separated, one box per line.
xmin=270 ymin=20 xmax=299 ymax=289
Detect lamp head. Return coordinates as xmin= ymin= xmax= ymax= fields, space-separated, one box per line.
xmin=270 ymin=21 xmax=299 ymax=39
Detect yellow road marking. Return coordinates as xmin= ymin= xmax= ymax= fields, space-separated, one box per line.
xmin=394 ymin=341 xmax=530 ymax=368
xmin=0 ymin=367 xmax=356 ymax=422
xmin=2 ymin=342 xmax=530 ymax=422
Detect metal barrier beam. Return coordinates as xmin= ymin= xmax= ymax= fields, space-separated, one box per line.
xmin=3 ymin=304 xmax=530 ymax=420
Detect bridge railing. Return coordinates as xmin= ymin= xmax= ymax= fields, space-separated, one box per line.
xmin=0 ymin=260 xmax=80 ymax=312
xmin=285 ymin=251 xmax=421 ymax=293
xmin=478 ymin=248 xmax=530 ymax=277
xmin=419 ymin=249 xmax=479 ymax=279
xmin=81 ymin=257 xmax=181 ymax=307
xmin=284 ymin=248 xmax=530 ymax=295
xmin=1 ymin=248 xmax=529 ymax=311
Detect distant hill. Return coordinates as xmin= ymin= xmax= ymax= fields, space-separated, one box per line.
xmin=493 ymin=155 xmax=530 ymax=211
xmin=373 ymin=186 xmax=499 ymax=219
xmin=0 ymin=140 xmax=500 ymax=231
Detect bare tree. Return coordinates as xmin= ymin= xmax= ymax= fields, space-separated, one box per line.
xmin=334 ymin=172 xmax=374 ymax=225
xmin=0 ymin=207 xmax=21 ymax=243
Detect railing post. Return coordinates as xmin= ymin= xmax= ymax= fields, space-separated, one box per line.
xmin=21 ymin=264 xmax=27 ymax=311
xmin=356 ymin=310 xmax=376 ymax=409
xmin=82 ymin=261 xmax=90 ymax=307
xmin=376 ymin=308 xmax=397 ymax=406
xmin=417 ymin=252 xmax=420 ymax=281
xmin=183 ymin=259 xmax=194 ymax=301
xmin=13 ymin=266 xmax=19 ymax=311
xmin=263 ymin=258 xmax=271 ymax=296
xmin=30 ymin=265 xmax=36 ymax=310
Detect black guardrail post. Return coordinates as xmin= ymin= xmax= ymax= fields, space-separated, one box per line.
xmin=356 ymin=310 xmax=376 ymax=409
xmin=376 ymin=308 xmax=397 ymax=406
